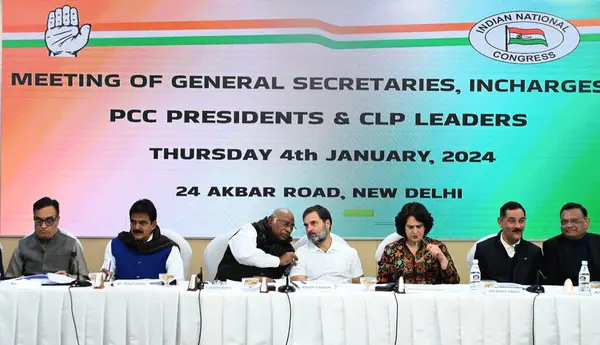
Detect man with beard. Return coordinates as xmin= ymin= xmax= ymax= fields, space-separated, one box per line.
xmin=101 ymin=199 xmax=184 ymax=281
xmin=6 ymin=197 xmax=89 ymax=279
xmin=474 ymin=201 xmax=542 ymax=285
xmin=291 ymin=205 xmax=363 ymax=284
xmin=215 ymin=208 xmax=297 ymax=281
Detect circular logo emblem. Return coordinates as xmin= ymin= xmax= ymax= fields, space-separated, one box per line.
xmin=469 ymin=11 xmax=580 ymax=64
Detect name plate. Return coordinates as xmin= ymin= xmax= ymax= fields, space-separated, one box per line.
xmin=405 ymin=285 xmax=444 ymax=294
xmin=203 ymin=284 xmax=237 ymax=292
xmin=297 ymin=283 xmax=337 ymax=291
xmin=486 ymin=287 xmax=524 ymax=295
xmin=113 ymin=280 xmax=152 ymax=288
xmin=591 ymin=289 xmax=600 ymax=297
xmin=13 ymin=280 xmax=43 ymax=289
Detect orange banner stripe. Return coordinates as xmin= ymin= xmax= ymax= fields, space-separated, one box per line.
xmin=4 ymin=18 xmax=599 ymax=34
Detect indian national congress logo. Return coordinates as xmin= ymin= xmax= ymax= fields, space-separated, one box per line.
xmin=469 ymin=11 xmax=580 ymax=64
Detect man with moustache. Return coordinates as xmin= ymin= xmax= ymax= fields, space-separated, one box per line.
xmin=215 ymin=208 xmax=297 ymax=281
xmin=474 ymin=201 xmax=542 ymax=285
xmin=291 ymin=205 xmax=363 ymax=284
xmin=542 ymin=202 xmax=600 ymax=285
xmin=5 ymin=197 xmax=89 ymax=279
xmin=101 ymin=199 xmax=184 ymax=281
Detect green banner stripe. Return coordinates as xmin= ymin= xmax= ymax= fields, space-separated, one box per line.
xmin=580 ymin=34 xmax=600 ymax=42
xmin=343 ymin=209 xmax=374 ymax=217
xmin=508 ymin=37 xmax=548 ymax=46
xmin=3 ymin=35 xmax=469 ymax=49
xmin=4 ymin=33 xmax=599 ymax=49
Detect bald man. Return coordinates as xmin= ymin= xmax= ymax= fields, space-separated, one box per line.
xmin=215 ymin=209 xmax=297 ymax=281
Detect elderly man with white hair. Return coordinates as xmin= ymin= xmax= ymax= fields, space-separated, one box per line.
xmin=215 ymin=208 xmax=298 ymax=281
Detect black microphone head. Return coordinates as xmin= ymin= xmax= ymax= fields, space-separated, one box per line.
xmin=199 ymin=267 xmax=203 ymax=281
xmin=283 ymin=264 xmax=292 ymax=277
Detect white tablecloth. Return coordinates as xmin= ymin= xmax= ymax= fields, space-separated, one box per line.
xmin=1 ymin=285 xmax=599 ymax=345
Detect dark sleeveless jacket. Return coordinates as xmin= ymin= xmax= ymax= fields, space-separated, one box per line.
xmin=215 ymin=217 xmax=294 ymax=281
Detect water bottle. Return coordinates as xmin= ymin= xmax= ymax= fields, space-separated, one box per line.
xmin=470 ymin=259 xmax=482 ymax=292
xmin=579 ymin=260 xmax=591 ymax=296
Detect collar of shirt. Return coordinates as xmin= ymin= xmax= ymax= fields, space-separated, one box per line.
xmin=146 ymin=233 xmax=153 ymax=242
xmin=500 ymin=233 xmax=520 ymax=258
xmin=308 ymin=236 xmax=342 ymax=253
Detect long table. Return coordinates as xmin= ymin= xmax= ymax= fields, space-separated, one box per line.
xmin=0 ymin=285 xmax=599 ymax=345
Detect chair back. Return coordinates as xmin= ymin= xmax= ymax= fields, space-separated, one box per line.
xmin=204 ymin=231 xmax=236 ymax=281
xmin=161 ymin=229 xmax=193 ymax=278
xmin=375 ymin=232 xmax=403 ymax=262
xmin=466 ymin=234 xmax=497 ymax=269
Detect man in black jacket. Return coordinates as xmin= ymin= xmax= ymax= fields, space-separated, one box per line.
xmin=0 ymin=244 xmax=4 ymax=280
xmin=542 ymin=202 xmax=600 ymax=285
xmin=215 ymin=208 xmax=298 ymax=281
xmin=474 ymin=201 xmax=542 ymax=285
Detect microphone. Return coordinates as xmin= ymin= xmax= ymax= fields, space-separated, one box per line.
xmin=393 ymin=276 xmax=406 ymax=294
xmin=526 ymin=270 xmax=545 ymax=293
xmin=196 ymin=267 xmax=205 ymax=290
xmin=277 ymin=264 xmax=296 ymax=293
xmin=188 ymin=267 xmax=205 ymax=291
xmin=70 ymin=251 xmax=91 ymax=287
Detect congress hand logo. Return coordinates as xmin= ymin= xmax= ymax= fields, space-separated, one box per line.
xmin=45 ymin=5 xmax=91 ymax=57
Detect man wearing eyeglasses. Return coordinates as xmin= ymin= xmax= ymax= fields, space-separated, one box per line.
xmin=473 ymin=201 xmax=542 ymax=285
xmin=542 ymin=202 xmax=600 ymax=285
xmin=215 ymin=208 xmax=298 ymax=281
xmin=5 ymin=197 xmax=89 ymax=279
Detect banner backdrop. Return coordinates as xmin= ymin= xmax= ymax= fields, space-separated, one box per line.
xmin=2 ymin=1 xmax=600 ymax=238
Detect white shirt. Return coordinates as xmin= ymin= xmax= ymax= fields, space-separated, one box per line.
xmin=101 ymin=234 xmax=184 ymax=281
xmin=228 ymin=223 xmax=281 ymax=268
xmin=290 ymin=237 xmax=363 ymax=284
xmin=500 ymin=234 xmax=521 ymax=258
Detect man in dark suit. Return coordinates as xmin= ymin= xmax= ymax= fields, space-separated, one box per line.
xmin=474 ymin=201 xmax=542 ymax=285
xmin=542 ymin=202 xmax=600 ymax=285
xmin=0 ymin=243 xmax=4 ymax=280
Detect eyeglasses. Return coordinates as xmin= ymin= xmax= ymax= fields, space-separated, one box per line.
xmin=276 ymin=218 xmax=296 ymax=230
xmin=34 ymin=216 xmax=57 ymax=227
xmin=561 ymin=218 xmax=586 ymax=227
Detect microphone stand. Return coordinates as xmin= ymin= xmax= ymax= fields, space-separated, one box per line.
xmin=197 ymin=267 xmax=205 ymax=290
xmin=70 ymin=252 xmax=91 ymax=287
xmin=525 ymin=270 xmax=545 ymax=293
xmin=277 ymin=265 xmax=296 ymax=293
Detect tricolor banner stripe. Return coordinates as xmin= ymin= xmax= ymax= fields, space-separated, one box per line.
xmin=3 ymin=18 xmax=600 ymax=49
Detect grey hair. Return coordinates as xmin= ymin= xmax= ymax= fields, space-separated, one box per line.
xmin=270 ymin=208 xmax=293 ymax=219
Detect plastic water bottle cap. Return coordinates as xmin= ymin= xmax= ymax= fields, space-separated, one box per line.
xmin=582 ymin=260 xmax=588 ymax=265
xmin=473 ymin=259 xmax=478 ymax=264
